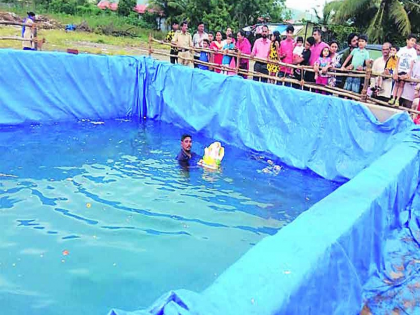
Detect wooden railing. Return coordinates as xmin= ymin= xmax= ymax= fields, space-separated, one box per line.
xmin=148 ymin=35 xmax=420 ymax=116
xmin=0 ymin=20 xmax=45 ymax=50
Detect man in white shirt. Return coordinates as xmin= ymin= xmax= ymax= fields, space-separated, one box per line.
xmin=370 ymin=42 xmax=392 ymax=102
xmin=192 ymin=22 xmax=208 ymax=68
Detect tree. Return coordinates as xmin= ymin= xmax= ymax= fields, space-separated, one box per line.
xmin=150 ymin=0 xmax=290 ymax=31
xmin=117 ymin=0 xmax=136 ymax=17
xmin=327 ymin=0 xmax=420 ymax=43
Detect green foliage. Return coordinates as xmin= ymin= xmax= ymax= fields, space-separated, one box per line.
xmin=117 ymin=0 xmax=136 ymax=17
xmin=327 ymin=0 xmax=420 ymax=43
xmin=327 ymin=24 xmax=358 ymax=48
xmin=151 ymin=0 xmax=290 ymax=31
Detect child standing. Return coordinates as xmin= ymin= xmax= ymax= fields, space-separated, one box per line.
xmin=198 ymin=39 xmax=210 ymax=71
xmin=221 ymin=34 xmax=235 ymax=75
xmin=315 ymin=47 xmax=332 ymax=86
xmin=293 ymin=37 xmax=304 ymax=62
xmin=267 ymin=31 xmax=280 ymax=83
xmin=328 ymin=41 xmax=340 ymax=87
xmin=341 ymin=34 xmax=370 ymax=93
xmin=389 ymin=34 xmax=417 ymax=107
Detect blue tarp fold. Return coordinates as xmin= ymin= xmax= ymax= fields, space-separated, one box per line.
xmin=0 ymin=50 xmax=139 ymax=124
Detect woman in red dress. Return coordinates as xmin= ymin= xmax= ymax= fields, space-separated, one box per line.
xmin=210 ymin=31 xmax=224 ymax=73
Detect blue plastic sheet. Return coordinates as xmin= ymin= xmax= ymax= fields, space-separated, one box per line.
xmin=1 ymin=50 xmax=420 ymax=314
xmin=362 ymin=183 xmax=420 ymax=314
xmin=140 ymin=57 xmax=416 ymax=182
xmin=123 ymin=59 xmax=420 ymax=315
xmin=0 ymin=49 xmax=139 ymax=125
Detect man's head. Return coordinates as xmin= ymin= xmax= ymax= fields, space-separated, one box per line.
xmin=358 ymin=34 xmax=368 ymax=49
xmin=181 ymin=21 xmax=188 ymax=33
xmin=312 ymin=29 xmax=322 ymax=43
xmin=27 ymin=11 xmax=35 ymax=19
xmin=208 ymin=32 xmax=214 ymax=42
xmin=172 ymin=21 xmax=179 ymax=31
xmin=381 ymin=42 xmax=391 ymax=58
xmin=306 ymin=36 xmax=315 ymax=49
xmin=181 ymin=134 xmax=192 ymax=152
xmin=226 ymin=27 xmax=232 ymax=36
xmin=407 ymin=34 xmax=417 ymax=49
xmin=261 ymin=25 xmax=269 ymax=39
xmin=286 ymin=25 xmax=294 ymax=40
xmin=197 ymin=22 xmax=204 ymax=33
xmin=347 ymin=33 xmax=359 ymax=49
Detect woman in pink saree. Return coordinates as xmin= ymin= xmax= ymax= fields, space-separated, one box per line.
xmin=210 ymin=31 xmax=224 ymax=73
xmin=236 ymin=30 xmax=252 ymax=78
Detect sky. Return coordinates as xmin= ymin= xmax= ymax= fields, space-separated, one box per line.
xmin=285 ymin=0 xmax=325 ymax=12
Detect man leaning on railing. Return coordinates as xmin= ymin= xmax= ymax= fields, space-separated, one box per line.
xmin=171 ymin=21 xmax=193 ymax=66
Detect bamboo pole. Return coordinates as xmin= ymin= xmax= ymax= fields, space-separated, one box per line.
xmin=33 ymin=24 xmax=38 ymax=50
xmin=235 ymin=49 xmax=241 ymax=75
xmin=0 ymin=21 xmax=35 ymax=26
xmin=360 ymin=59 xmax=372 ymax=102
xmin=0 ymin=37 xmax=32 ymax=41
xmin=148 ymin=33 xmax=152 ymax=57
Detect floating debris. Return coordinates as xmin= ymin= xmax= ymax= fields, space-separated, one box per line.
xmin=62 ymin=250 xmax=69 ymax=256
xmin=0 ymin=173 xmax=17 ymax=178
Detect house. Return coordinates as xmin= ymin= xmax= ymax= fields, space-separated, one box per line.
xmin=97 ymin=0 xmax=166 ymax=30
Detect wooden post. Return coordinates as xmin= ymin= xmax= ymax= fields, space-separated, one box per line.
xmin=33 ymin=23 xmax=38 ymax=50
xmin=300 ymin=65 xmax=304 ymax=90
xmin=148 ymin=33 xmax=152 ymax=57
xmin=235 ymin=50 xmax=241 ymax=75
xmin=360 ymin=59 xmax=372 ymax=102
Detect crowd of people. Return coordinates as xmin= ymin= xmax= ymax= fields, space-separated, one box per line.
xmin=166 ymin=21 xmax=420 ymax=120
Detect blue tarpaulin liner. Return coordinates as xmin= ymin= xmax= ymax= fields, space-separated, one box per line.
xmin=0 ymin=50 xmax=139 ymax=124
xmin=0 ymin=50 xmax=420 ymax=314
xmin=362 ymin=184 xmax=420 ymax=314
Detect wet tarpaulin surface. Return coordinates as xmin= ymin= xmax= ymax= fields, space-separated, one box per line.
xmin=1 ymin=50 xmax=420 ymax=314
xmin=362 ymin=184 xmax=420 ymax=314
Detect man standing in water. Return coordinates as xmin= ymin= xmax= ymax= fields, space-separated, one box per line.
xmin=176 ymin=134 xmax=198 ymax=166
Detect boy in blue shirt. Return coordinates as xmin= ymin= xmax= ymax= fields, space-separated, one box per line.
xmin=221 ymin=34 xmax=235 ymax=74
xmin=198 ymin=39 xmax=210 ymax=71
xmin=341 ymin=34 xmax=370 ymax=93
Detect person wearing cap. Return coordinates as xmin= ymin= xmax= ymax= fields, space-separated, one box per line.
xmin=22 ymin=12 xmax=36 ymax=51
xmin=172 ymin=21 xmax=193 ymax=66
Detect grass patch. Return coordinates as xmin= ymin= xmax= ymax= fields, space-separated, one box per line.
xmin=0 ymin=26 xmax=167 ymax=55
xmin=0 ymin=6 xmax=167 ymax=56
